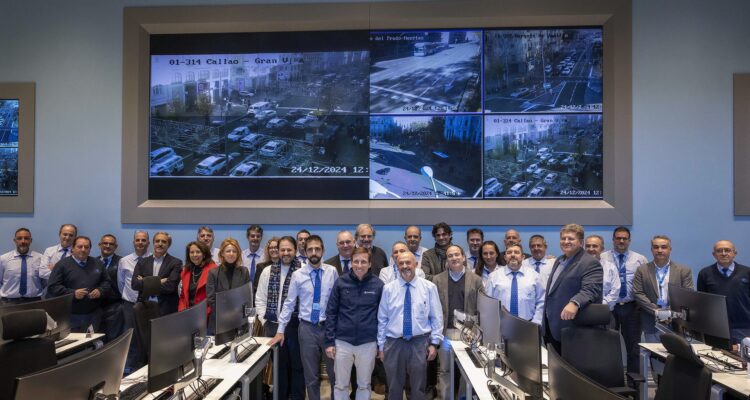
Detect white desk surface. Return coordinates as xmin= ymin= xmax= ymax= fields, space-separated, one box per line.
xmin=56 ymin=332 xmax=104 ymax=354
xmin=639 ymin=342 xmax=750 ymax=398
xmin=121 ymin=336 xmax=273 ymax=400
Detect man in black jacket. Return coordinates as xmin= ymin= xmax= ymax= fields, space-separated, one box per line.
xmin=131 ymin=231 xmax=182 ymax=316
xmin=355 ymin=224 xmax=388 ymax=276
xmin=421 ymin=222 xmax=453 ymax=281
xmin=48 ymin=236 xmax=111 ymax=332
xmin=98 ymin=234 xmax=123 ymax=342
xmin=325 ymin=247 xmax=384 ymax=400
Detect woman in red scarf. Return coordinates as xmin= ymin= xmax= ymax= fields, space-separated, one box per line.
xmin=178 ymin=241 xmax=217 ymax=319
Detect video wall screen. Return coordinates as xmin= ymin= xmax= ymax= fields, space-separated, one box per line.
xmin=0 ymin=100 xmax=19 ymax=196
xmin=148 ymin=27 xmax=603 ymax=200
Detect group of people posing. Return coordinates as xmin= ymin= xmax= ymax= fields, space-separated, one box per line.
xmin=0 ymin=222 xmax=748 ymax=400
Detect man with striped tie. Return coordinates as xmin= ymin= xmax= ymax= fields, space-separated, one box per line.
xmin=377 ymin=251 xmax=443 ymax=400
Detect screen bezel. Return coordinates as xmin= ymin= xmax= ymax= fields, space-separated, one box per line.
xmin=122 ymin=0 xmax=632 ymax=225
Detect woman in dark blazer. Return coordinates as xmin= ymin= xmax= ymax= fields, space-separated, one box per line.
xmin=178 ymin=241 xmax=217 ymax=316
xmin=207 ymin=237 xmax=251 ymax=331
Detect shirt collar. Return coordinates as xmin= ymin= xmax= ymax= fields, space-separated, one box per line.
xmin=449 ymin=269 xmax=465 ymax=282
xmin=13 ymin=250 xmax=31 ymax=258
xmin=398 ymin=274 xmax=417 ymax=286
xmin=504 ymin=266 xmax=524 ymax=276
xmin=655 ymin=260 xmax=670 ymax=270
xmin=717 ymin=262 xmax=736 ymax=272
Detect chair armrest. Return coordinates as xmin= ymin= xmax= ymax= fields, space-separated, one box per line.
xmin=626 ymin=372 xmax=646 ymax=383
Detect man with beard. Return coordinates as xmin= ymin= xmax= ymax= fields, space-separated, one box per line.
xmin=355 ymin=224 xmax=388 ymax=276
xmin=487 ymin=244 xmax=545 ymax=324
xmin=270 ymin=235 xmax=339 ymax=400
xmin=255 ymin=236 xmax=304 ymax=400
xmin=405 ymin=225 xmax=429 ymax=268
xmin=421 ymin=222 xmax=453 ymax=281
xmin=0 ymin=228 xmax=47 ymax=303
xmin=378 ymin=252 xmax=443 ymax=400
xmin=380 ymin=241 xmax=426 ymax=284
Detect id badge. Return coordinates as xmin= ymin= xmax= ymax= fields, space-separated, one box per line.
xmin=312 ymin=303 xmax=321 ymax=311
xmin=656 ymin=298 xmax=667 ymax=308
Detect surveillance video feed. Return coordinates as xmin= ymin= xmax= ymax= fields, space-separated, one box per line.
xmin=484 ymin=28 xmax=603 ymax=113
xmin=369 ymin=115 xmax=482 ymax=199
xmin=369 ymin=30 xmax=482 ymax=114
xmin=483 ymin=114 xmax=603 ymax=199
xmin=149 ymin=52 xmax=370 ymax=178
xmin=0 ymin=100 xmax=19 ymax=195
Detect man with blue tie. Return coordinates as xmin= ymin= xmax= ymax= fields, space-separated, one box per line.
xmin=487 ymin=244 xmax=545 ymax=324
xmin=98 ymin=234 xmax=124 ymax=342
xmin=270 ymin=234 xmax=339 ymax=400
xmin=41 ymin=223 xmax=77 ymax=271
xmin=521 ymin=235 xmax=555 ymax=285
xmin=325 ymin=230 xmax=355 ymax=275
xmin=118 ymin=231 xmax=151 ymax=372
xmin=380 ymin=241 xmax=426 ymax=284
xmin=466 ymin=228 xmax=484 ymax=269
xmin=377 ymin=251 xmax=443 ymax=400
xmin=241 ymin=225 xmax=265 ymax=290
xmin=405 ymin=225 xmax=428 ymax=268
xmin=599 ymin=226 xmax=647 ymax=375
xmin=296 ymin=229 xmax=311 ymax=265
xmin=48 ymin=236 xmax=111 ymax=332
xmin=0 ymin=228 xmax=48 ymax=304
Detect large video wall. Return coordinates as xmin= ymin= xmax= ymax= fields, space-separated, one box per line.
xmin=148 ymin=27 xmax=603 ymax=200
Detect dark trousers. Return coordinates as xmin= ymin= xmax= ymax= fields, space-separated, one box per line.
xmin=100 ymin=301 xmax=124 ymax=343
xmin=70 ymin=309 xmax=103 ymax=333
xmin=1 ymin=297 xmax=41 ymax=304
xmin=383 ymin=335 xmax=429 ymax=400
xmin=265 ymin=319 xmax=305 ymax=400
xmin=613 ymin=301 xmax=641 ymax=373
xmin=121 ymin=301 xmax=144 ymax=372
xmin=544 ymin=320 xmax=562 ymax=355
xmin=298 ymin=320 xmax=335 ymax=400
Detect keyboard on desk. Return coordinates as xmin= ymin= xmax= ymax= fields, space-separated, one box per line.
xmin=54 ymin=338 xmax=76 ymax=349
xmin=699 ymin=349 xmax=745 ymax=372
xmin=119 ymin=381 xmax=148 ymax=400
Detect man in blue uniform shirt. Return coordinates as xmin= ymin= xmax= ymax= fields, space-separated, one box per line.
xmin=0 ymin=228 xmax=48 ymax=303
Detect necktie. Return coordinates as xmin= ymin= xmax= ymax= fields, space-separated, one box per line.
xmin=102 ymin=257 xmax=110 ymax=269
xmin=403 ymin=282 xmax=412 ymax=340
xmin=534 ymin=261 xmax=541 ymax=273
xmin=249 ymin=253 xmax=257 ymax=281
xmin=471 ymin=256 xmax=477 ymax=267
xmin=300 ymin=255 xmax=308 ymax=264
xmin=618 ymin=254 xmax=627 ymax=299
xmin=722 ymin=268 xmax=730 ymax=277
xmin=310 ymin=269 xmax=322 ymax=324
xmin=342 ymin=259 xmax=350 ymax=274
xmin=19 ymin=254 xmax=28 ymax=296
xmin=510 ymin=271 xmax=519 ymax=316
xmin=61 ymin=248 xmax=69 ymax=259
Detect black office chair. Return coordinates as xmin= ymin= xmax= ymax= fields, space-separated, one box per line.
xmin=0 ymin=310 xmax=58 ymax=399
xmin=561 ymin=303 xmax=643 ymax=398
xmin=655 ymin=333 xmax=712 ymax=400
xmin=133 ymin=276 xmax=162 ymax=363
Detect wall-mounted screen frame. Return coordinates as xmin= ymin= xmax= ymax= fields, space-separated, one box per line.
xmin=122 ymin=0 xmax=632 ymax=225
xmin=0 ymin=82 xmax=35 ymax=213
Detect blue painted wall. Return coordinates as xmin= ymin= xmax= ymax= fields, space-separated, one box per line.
xmin=0 ymin=0 xmax=748 ymax=275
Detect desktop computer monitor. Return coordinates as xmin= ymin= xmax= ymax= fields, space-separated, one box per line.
xmin=214 ymin=283 xmax=254 ymax=346
xmin=13 ymin=329 xmax=132 ymax=400
xmin=499 ymin=305 xmax=543 ymax=399
xmin=477 ymin=291 xmax=501 ymax=347
xmin=0 ymin=293 xmax=73 ymax=343
xmin=547 ymin=343 xmax=626 ymax=400
xmin=668 ymin=284 xmax=731 ymax=348
xmin=148 ymin=301 xmax=208 ymax=393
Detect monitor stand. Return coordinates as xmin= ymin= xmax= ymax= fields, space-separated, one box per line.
xmin=229 ymin=311 xmax=256 ymax=363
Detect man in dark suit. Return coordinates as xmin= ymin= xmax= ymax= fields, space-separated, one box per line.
xmin=433 ymin=244 xmax=484 ymax=400
xmin=355 ymin=224 xmax=388 ymax=276
xmin=543 ymin=224 xmax=603 ymax=354
xmin=633 ymin=235 xmax=693 ymax=343
xmin=131 ymin=231 xmax=182 ymax=316
xmin=48 ymin=236 xmax=112 ymax=332
xmin=98 ymin=234 xmax=123 ymax=342
xmin=421 ymin=222 xmax=454 ymax=281
xmin=697 ymin=240 xmax=750 ymax=345
xmin=324 ymin=230 xmax=355 ymax=275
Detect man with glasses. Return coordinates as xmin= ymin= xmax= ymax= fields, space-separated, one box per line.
xmin=325 ymin=230 xmax=356 ymax=275
xmin=600 ymin=226 xmax=648 ymax=374
xmin=697 ymin=240 xmax=750 ymax=345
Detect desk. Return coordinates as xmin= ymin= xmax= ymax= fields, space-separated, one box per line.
xmin=121 ymin=336 xmax=276 ymax=400
xmin=55 ymin=332 xmax=104 ymax=362
xmin=448 ymin=339 xmax=549 ymax=400
xmin=639 ymin=342 xmax=750 ymax=400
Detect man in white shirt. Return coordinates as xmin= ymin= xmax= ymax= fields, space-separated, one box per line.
xmin=380 ymin=241 xmax=425 ymax=284
xmin=404 ymin=225 xmax=428 ymax=268
xmin=270 ymin=235 xmax=339 ymax=400
xmin=41 ymin=223 xmax=77 ymax=271
xmin=487 ymin=244 xmax=545 ymax=324
xmin=0 ymin=228 xmax=47 ymax=303
xmin=584 ymin=235 xmax=621 ymax=311
xmin=296 ymin=229 xmax=311 ymax=264
xmin=377 ymin=252 xmax=443 ymax=400
xmin=197 ymin=226 xmax=220 ymax=264
xmin=241 ymin=224 xmax=265 ymax=285
xmin=521 ymin=234 xmax=555 ymax=285
xmin=118 ymin=231 xmax=151 ymax=373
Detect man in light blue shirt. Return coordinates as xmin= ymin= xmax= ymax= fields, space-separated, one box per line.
xmin=117 ymin=230 xmax=151 ymax=372
xmin=270 ymin=235 xmax=339 ymax=400
xmin=487 ymin=244 xmax=545 ymax=324
xmin=404 ymin=225 xmax=428 ymax=268
xmin=377 ymin=251 xmax=443 ymax=400
xmin=584 ymin=235 xmax=621 ymax=311
xmin=0 ymin=228 xmax=48 ymax=303
xmin=380 ymin=241 xmax=425 ymax=284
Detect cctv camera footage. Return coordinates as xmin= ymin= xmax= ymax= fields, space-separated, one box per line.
xmin=0 ymin=100 xmax=19 ymax=196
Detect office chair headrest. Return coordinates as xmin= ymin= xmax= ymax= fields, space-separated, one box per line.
xmin=1 ymin=309 xmax=48 ymax=340
xmin=141 ymin=276 xmax=162 ymax=298
xmin=572 ymin=303 xmax=610 ymax=326
xmin=660 ymin=332 xmax=704 ymax=367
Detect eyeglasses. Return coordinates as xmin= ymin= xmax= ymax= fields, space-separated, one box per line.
xmin=715 ymin=248 xmax=734 ymax=254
